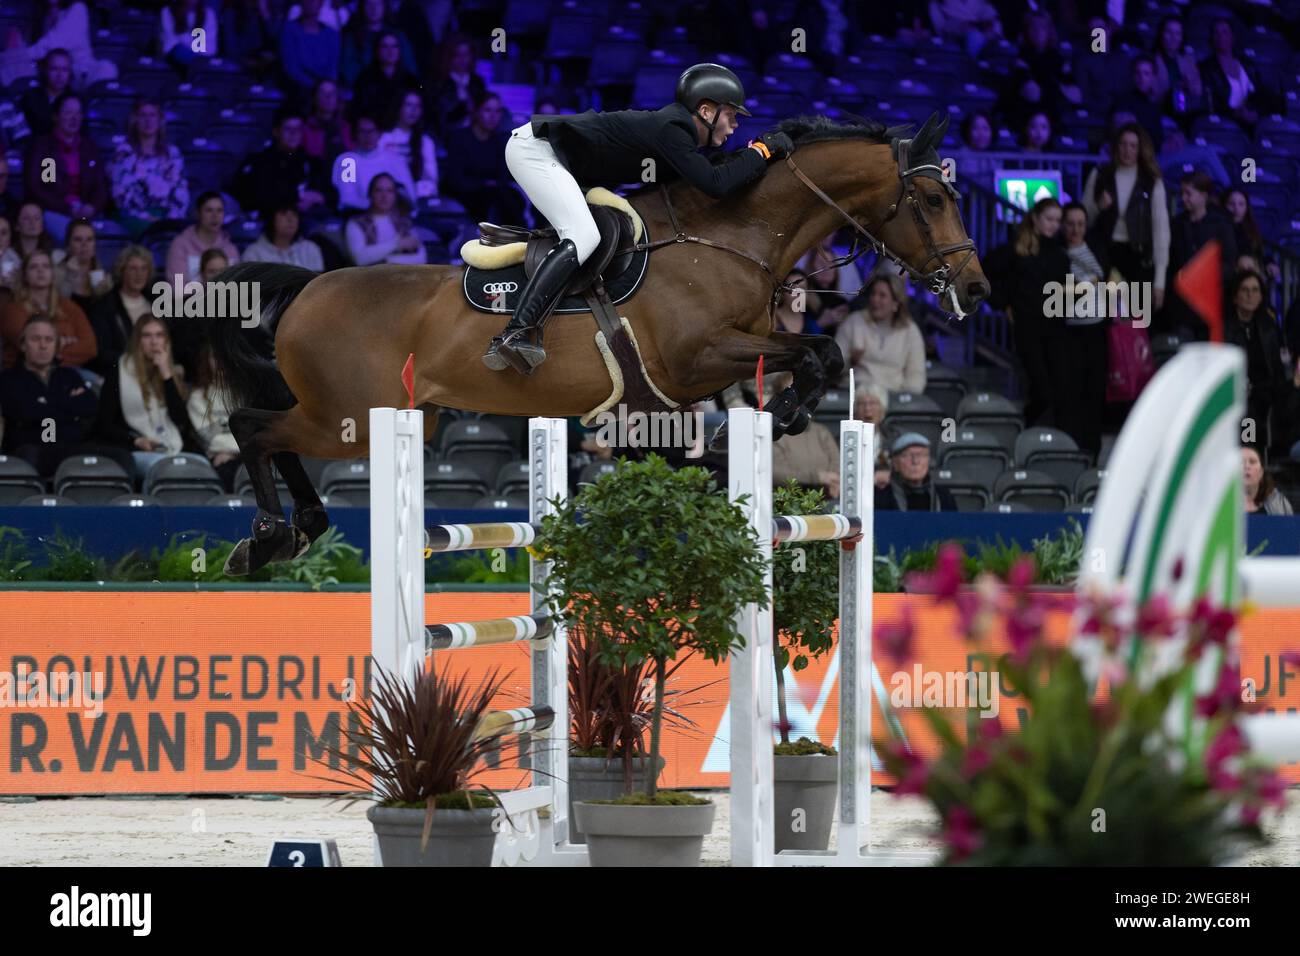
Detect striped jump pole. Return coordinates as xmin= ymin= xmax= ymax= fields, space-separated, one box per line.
xmin=425 ymin=522 xmax=538 ymax=553
xmin=426 ymin=613 xmax=555 ymax=650
xmin=474 ymin=705 xmax=556 ymax=742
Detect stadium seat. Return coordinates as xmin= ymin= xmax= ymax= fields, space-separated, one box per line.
xmin=426 ymin=460 xmax=490 ymax=508
xmin=109 ymin=494 xmax=160 ymax=507
xmin=320 ymin=460 xmax=371 ymax=499
xmin=53 ymin=455 xmax=133 ymax=504
xmin=1151 ymin=332 xmax=1185 ymax=367
xmin=986 ymin=501 xmax=1032 ymax=513
xmin=20 ymin=495 xmax=75 ymax=507
xmin=190 ymin=60 xmax=251 ymax=100
xmin=1074 ymin=468 xmax=1107 ymax=506
xmin=234 ymin=465 xmax=293 ymax=508
xmin=632 ymin=64 xmax=683 ymax=109
xmin=207 ymin=494 xmax=256 ymax=508
xmin=473 ymin=494 xmax=528 ymax=510
xmin=545 ymin=14 xmax=605 ymax=62
xmin=145 ymin=453 xmax=222 ymax=492
xmin=812 ymin=387 xmax=851 ymax=426
xmin=504 ymin=0 xmax=550 ymax=36
xmin=886 ymin=391 xmax=944 ymax=426
xmin=318 ymin=493 xmax=353 ymax=508
xmin=121 ymin=57 xmax=174 ymax=98
xmin=923 ymin=362 xmax=967 ymax=417
xmin=495 ymin=460 xmax=530 ymax=496
xmin=1014 ymin=427 xmax=1093 ymax=490
xmin=588 ymin=38 xmax=648 ymax=88
xmin=993 ymin=469 xmax=1070 ymax=512
xmin=578 ymin=460 xmax=620 ymax=486
xmin=440 ymin=420 xmax=517 ymax=485
xmin=0 ymin=455 xmax=45 ymax=503
xmin=933 ymin=466 xmax=991 ymax=512
xmin=938 ymin=426 xmax=1010 ymax=487
xmin=957 ymin=391 xmax=1024 ymax=453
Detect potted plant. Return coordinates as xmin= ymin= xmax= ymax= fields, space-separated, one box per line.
xmin=876 ymin=544 xmax=1283 ymax=865
xmin=567 ymin=629 xmax=715 ymax=844
xmin=310 ymin=663 xmax=526 ymax=867
xmin=535 ymin=454 xmax=768 ymax=866
xmin=770 ymin=480 xmax=840 ymax=852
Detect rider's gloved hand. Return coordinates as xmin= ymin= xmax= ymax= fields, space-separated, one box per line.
xmin=750 ymin=131 xmax=794 ymax=161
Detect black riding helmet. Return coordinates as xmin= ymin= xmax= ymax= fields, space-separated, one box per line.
xmin=676 ymin=63 xmax=752 ymax=133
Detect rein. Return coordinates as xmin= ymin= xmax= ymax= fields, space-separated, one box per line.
xmin=622 ymin=138 xmax=978 ymax=318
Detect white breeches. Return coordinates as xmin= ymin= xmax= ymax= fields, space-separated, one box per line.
xmin=504 ymin=121 xmax=602 ymax=263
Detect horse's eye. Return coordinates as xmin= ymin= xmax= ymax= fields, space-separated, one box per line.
xmin=927 ymin=193 xmax=943 ymax=209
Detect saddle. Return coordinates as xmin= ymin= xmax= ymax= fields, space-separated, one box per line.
xmin=461 ymin=189 xmax=672 ymax=418
xmin=482 ymin=204 xmax=639 ymax=290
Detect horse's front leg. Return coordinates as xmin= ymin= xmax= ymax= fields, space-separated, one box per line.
xmin=767 ymin=332 xmax=844 ymax=420
xmin=684 ymin=328 xmax=826 ymax=448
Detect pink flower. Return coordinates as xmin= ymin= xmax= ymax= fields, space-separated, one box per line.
xmin=906 ymin=543 xmax=965 ymax=601
xmin=1006 ymin=599 xmax=1046 ymax=662
xmin=941 ymin=805 xmax=982 ymax=861
xmin=1205 ymin=723 xmax=1246 ymax=766
xmin=1006 ymin=556 xmax=1036 ymax=591
xmin=1249 ymin=767 xmax=1288 ymax=810
xmin=962 ymin=746 xmax=991 ymax=777
xmin=1187 ymin=597 xmax=1237 ymax=658
xmin=1195 ymin=660 xmax=1242 ymax=718
xmin=1135 ymin=595 xmax=1178 ymax=639
xmin=887 ymin=741 xmax=930 ymax=796
xmin=1078 ymin=588 xmax=1125 ymax=650
xmin=875 ymin=605 xmax=916 ymax=665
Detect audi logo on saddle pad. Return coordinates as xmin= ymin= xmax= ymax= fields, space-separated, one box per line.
xmin=483 ymin=281 xmax=519 ymax=294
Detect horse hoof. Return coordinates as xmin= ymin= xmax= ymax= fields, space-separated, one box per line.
xmin=291 ymin=528 xmax=312 ymax=559
xmin=781 ymin=407 xmax=812 ymax=437
xmin=292 ymin=504 xmax=330 ymax=543
xmin=224 ymin=523 xmax=301 ymax=576
xmin=224 ymin=538 xmax=254 ymax=577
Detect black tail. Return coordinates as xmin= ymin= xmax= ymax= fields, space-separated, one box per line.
xmin=205 ymin=262 xmax=318 ymax=412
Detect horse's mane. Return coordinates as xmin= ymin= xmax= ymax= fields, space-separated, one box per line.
xmin=766 ymin=113 xmax=911 ymax=146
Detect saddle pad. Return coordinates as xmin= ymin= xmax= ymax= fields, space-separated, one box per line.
xmin=461 ymin=224 xmax=650 ymax=315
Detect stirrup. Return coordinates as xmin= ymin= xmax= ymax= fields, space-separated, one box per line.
xmin=484 ymin=328 xmax=547 ymax=373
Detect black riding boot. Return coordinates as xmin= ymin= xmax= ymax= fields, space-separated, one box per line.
xmin=483 ymin=239 xmax=581 ymax=372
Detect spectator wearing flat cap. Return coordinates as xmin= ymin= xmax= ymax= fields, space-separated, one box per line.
xmin=875 ymin=432 xmax=957 ymax=511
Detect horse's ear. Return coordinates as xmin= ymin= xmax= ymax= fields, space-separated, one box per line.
xmin=935 ymin=112 xmax=951 ymax=144
xmin=914 ymin=111 xmax=943 ymax=152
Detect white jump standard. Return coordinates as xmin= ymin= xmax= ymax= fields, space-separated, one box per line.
xmin=369 ymin=409 xmax=582 ymax=866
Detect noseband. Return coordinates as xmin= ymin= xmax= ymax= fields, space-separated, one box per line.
xmin=784 ymin=138 xmax=978 ymax=316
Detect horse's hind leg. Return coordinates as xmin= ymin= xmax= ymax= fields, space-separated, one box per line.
xmin=274 ymin=452 xmax=329 ymax=547
xmin=225 ymin=407 xmax=310 ymax=576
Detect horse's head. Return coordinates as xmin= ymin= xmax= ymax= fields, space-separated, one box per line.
xmin=873 ymin=112 xmax=989 ymax=317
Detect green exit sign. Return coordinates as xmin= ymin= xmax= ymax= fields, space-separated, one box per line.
xmin=995 ymin=171 xmax=1062 ymax=219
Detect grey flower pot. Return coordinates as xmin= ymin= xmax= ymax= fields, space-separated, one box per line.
xmin=367 ymin=805 xmax=497 ymax=867
xmin=567 ymin=755 xmax=665 ymax=845
xmin=573 ymin=801 xmax=715 ymax=867
xmin=773 ymin=754 xmax=838 ymax=853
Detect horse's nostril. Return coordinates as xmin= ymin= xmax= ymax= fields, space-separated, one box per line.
xmin=966 ymin=281 xmax=989 ymax=302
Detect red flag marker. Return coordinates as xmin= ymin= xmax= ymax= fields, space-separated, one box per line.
xmin=401 ymin=352 xmax=415 ymax=409
xmin=1173 ymin=240 xmax=1222 ymax=342
xmin=757 ymin=355 xmax=765 ymax=408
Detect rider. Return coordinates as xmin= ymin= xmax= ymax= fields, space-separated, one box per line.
xmin=483 ymin=63 xmax=795 ymax=373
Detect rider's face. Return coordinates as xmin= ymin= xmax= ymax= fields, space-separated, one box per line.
xmin=708 ymin=104 xmax=739 ymax=146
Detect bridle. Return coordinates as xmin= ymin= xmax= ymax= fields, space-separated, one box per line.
xmin=627 ymin=136 xmax=980 ymax=319
xmin=783 ymin=139 xmax=979 ymax=317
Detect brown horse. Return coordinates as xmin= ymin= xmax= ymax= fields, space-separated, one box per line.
xmin=207 ymin=112 xmax=988 ymax=574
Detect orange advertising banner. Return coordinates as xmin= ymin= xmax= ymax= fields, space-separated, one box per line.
xmin=1 ymin=590 xmax=1297 ymax=795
